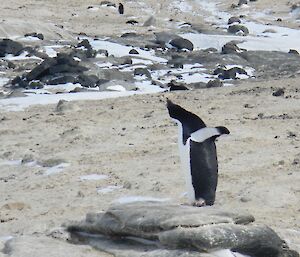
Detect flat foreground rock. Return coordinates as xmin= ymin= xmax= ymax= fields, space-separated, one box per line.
xmin=67 ymin=202 xmax=298 ymax=257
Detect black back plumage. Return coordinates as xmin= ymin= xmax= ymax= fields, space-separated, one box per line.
xmin=118 ymin=3 xmax=124 ymax=14
xmin=166 ymin=99 xmax=206 ymax=144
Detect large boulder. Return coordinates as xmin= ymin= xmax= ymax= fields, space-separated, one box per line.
xmin=66 ymin=202 xmax=298 ymax=257
xmin=0 ymin=39 xmax=23 ymax=57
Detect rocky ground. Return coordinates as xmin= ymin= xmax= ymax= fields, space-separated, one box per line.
xmin=0 ymin=0 xmax=300 ymax=256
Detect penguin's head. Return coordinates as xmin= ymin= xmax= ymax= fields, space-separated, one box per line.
xmin=215 ymin=126 xmax=230 ymax=136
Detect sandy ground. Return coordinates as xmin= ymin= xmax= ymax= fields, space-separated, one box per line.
xmin=0 ymin=77 xmax=300 ymax=249
xmin=0 ymin=0 xmax=300 ymax=255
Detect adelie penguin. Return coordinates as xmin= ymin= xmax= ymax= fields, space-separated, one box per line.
xmin=167 ymin=99 xmax=229 ymax=207
xmin=118 ymin=3 xmax=124 ymax=14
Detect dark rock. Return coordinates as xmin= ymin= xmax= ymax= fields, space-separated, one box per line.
xmin=97 ymin=49 xmax=109 ymax=57
xmin=120 ymin=57 xmax=132 ymax=65
xmin=0 ymin=39 xmax=24 ymax=57
xmin=28 ymin=81 xmax=44 ymax=89
xmin=289 ymin=49 xmax=299 ymax=55
xmin=203 ymin=47 xmax=218 ymax=53
xmin=129 ymin=49 xmax=139 ymax=54
xmin=47 ymin=75 xmax=76 ymax=85
xmin=7 ymin=61 xmax=16 ymax=69
xmin=238 ymin=0 xmax=248 ymax=5
xmin=134 ymin=68 xmax=151 ymax=78
xmin=228 ymin=25 xmax=249 ymax=36
xmin=228 ymin=16 xmax=241 ymax=24
xmin=168 ymin=80 xmax=189 ymax=91
xmin=11 ymin=76 xmax=30 ymax=88
xmin=221 ymin=41 xmax=242 ymax=54
xmin=76 ymin=74 xmax=99 ymax=88
xmin=25 ymin=58 xmax=57 ymax=81
xmin=277 ymin=18 xmax=283 ymax=22
xmin=272 ymin=88 xmax=285 ymax=97
xmin=24 ymin=32 xmax=44 ymax=40
xmin=169 ymin=38 xmax=194 ymax=51
xmin=48 ymin=63 xmax=87 ymax=75
xmin=206 ymin=79 xmax=223 ymax=88
xmin=126 ymin=20 xmax=139 ymax=25
xmin=100 ymin=1 xmax=116 ymax=7
xmin=77 ymin=39 xmax=92 ymax=50
xmin=120 ymin=32 xmax=138 ymax=38
xmin=219 ymin=68 xmax=237 ymax=79
xmin=118 ymin=3 xmax=124 ymax=14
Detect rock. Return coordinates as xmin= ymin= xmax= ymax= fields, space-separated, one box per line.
xmin=47 ymin=75 xmax=77 ymax=85
xmin=100 ymin=1 xmax=116 ymax=7
xmin=55 ymin=100 xmax=79 ymax=113
xmin=67 ymin=202 xmax=297 ymax=257
xmin=272 ymin=88 xmax=285 ymax=97
xmin=169 ymin=38 xmax=194 ymax=51
xmin=143 ymin=16 xmax=156 ymax=27
xmin=221 ymin=41 xmax=242 ymax=54
xmin=1 ymin=202 xmax=30 ymax=211
xmin=263 ymin=29 xmax=277 ymax=33
xmin=25 ymin=58 xmax=57 ymax=81
xmin=126 ymin=20 xmax=138 ymax=25
xmin=76 ymin=74 xmax=99 ymax=88
xmin=238 ymin=0 xmax=248 ymax=5
xmin=38 ymin=158 xmax=67 ymax=167
xmin=0 ymin=39 xmax=24 ymax=57
xmin=228 ymin=25 xmax=249 ymax=36
xmin=228 ymin=16 xmax=241 ymax=24
xmin=24 ymin=32 xmax=44 ymax=40
xmin=168 ymin=80 xmax=189 ymax=91
xmin=159 ymin=224 xmax=286 ymax=256
xmin=206 ymin=79 xmax=223 ymax=88
xmin=129 ymin=49 xmax=139 ymax=54
xmin=134 ymin=68 xmax=151 ymax=78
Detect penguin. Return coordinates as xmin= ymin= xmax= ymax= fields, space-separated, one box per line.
xmin=166 ymin=99 xmax=230 ymax=207
xmin=118 ymin=3 xmax=124 ymax=14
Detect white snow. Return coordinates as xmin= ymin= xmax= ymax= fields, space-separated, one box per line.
xmin=114 ymin=196 xmax=171 ymax=204
xmin=97 ymin=185 xmax=123 ymax=194
xmin=79 ymin=174 xmax=108 ymax=181
xmin=44 ymin=163 xmax=70 ymax=176
xmin=89 ymin=39 xmax=167 ymax=63
xmin=3 ymin=51 xmax=42 ymax=61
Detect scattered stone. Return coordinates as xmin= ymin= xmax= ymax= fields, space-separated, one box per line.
xmin=47 ymin=75 xmax=76 ymax=85
xmin=24 ymin=32 xmax=44 ymax=40
xmin=240 ymin=196 xmax=251 ymax=202
xmin=0 ymin=39 xmax=24 ymax=57
xmin=228 ymin=25 xmax=249 ymax=36
xmin=100 ymin=1 xmax=116 ymax=7
xmin=129 ymin=49 xmax=139 ymax=54
xmin=167 ymin=80 xmax=189 ymax=91
xmin=126 ymin=20 xmax=139 ymax=25
xmin=76 ymin=74 xmax=99 ymax=88
xmin=221 ymin=41 xmax=242 ymax=54
xmin=134 ymin=68 xmax=151 ymax=78
xmin=272 ymin=88 xmax=285 ymax=97
xmin=1 ymin=202 xmax=30 ymax=211
xmin=228 ymin=16 xmax=241 ymax=24
xmin=21 ymin=154 xmax=35 ymax=164
xmin=206 ymin=79 xmax=223 ymax=88
xmin=238 ymin=0 xmax=248 ymax=5
xmin=55 ymin=100 xmax=79 ymax=113
xmin=38 ymin=158 xmax=67 ymax=167
xmin=169 ymin=38 xmax=194 ymax=51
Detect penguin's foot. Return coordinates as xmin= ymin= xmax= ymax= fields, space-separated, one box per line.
xmin=192 ymin=198 xmax=206 ymax=207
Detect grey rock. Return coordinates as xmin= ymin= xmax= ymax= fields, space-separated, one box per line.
xmin=134 ymin=68 xmax=151 ymax=78
xmin=206 ymin=79 xmax=223 ymax=88
xmin=169 ymin=38 xmax=194 ymax=51
xmin=228 ymin=25 xmax=249 ymax=36
xmin=76 ymin=74 xmax=99 ymax=88
xmin=168 ymin=80 xmax=189 ymax=91
xmin=159 ymin=224 xmax=286 ymax=256
xmin=0 ymin=39 xmax=24 ymax=57
xmin=55 ymin=100 xmax=79 ymax=113
xmin=143 ymin=16 xmax=156 ymax=27
xmin=238 ymin=0 xmax=248 ymax=5
xmin=67 ymin=202 xmax=297 ymax=257
xmin=221 ymin=41 xmax=242 ymax=54
xmin=228 ymin=16 xmax=241 ymax=24
xmin=67 ymin=202 xmax=255 ymax=240
xmin=47 ymin=75 xmax=76 ymax=85
xmin=272 ymin=88 xmax=285 ymax=97
xmin=24 ymin=32 xmax=44 ymax=40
